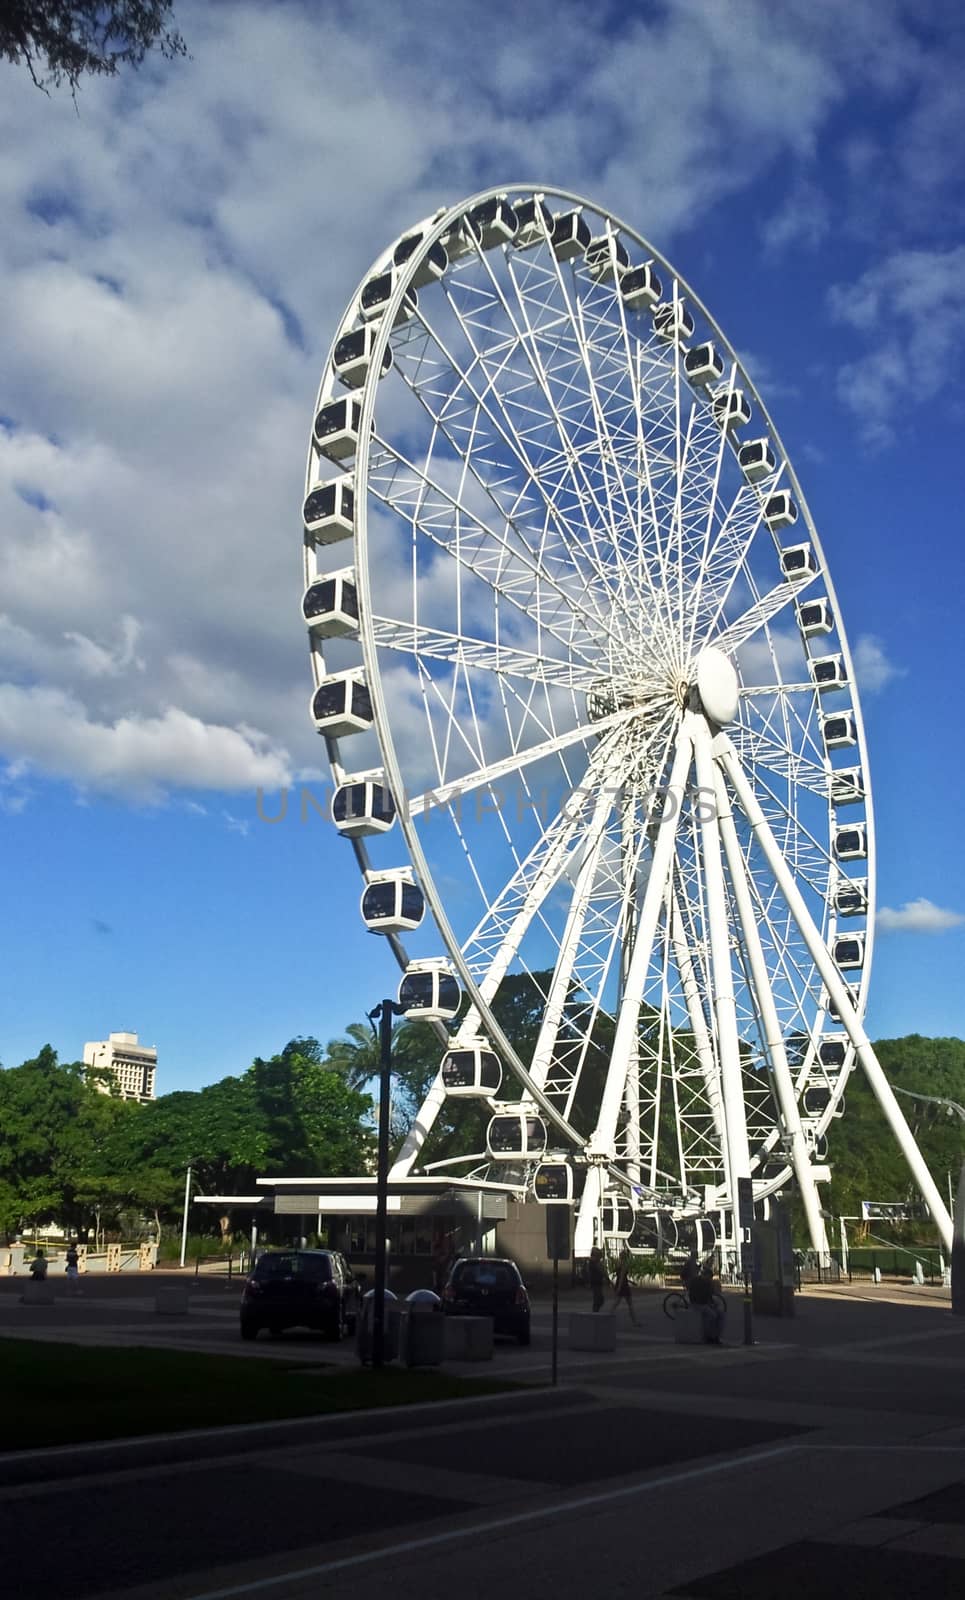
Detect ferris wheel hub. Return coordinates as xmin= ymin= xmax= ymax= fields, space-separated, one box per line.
xmin=695 ymin=647 xmax=739 ymax=726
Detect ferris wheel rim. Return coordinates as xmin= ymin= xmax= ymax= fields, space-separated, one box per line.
xmin=305 ymin=182 xmax=875 ymax=1205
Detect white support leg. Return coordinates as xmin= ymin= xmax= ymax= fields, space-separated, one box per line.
xmin=690 ymin=714 xmax=752 ymax=1204
xmin=669 ymin=885 xmax=729 ymax=1195
xmin=716 ymin=733 xmax=954 ymax=1253
xmin=576 ymin=728 xmax=693 ymax=1255
xmin=711 ymin=760 xmax=831 ymax=1260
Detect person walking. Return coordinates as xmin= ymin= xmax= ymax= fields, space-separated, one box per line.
xmin=65 ymin=1242 xmax=82 ymax=1296
xmin=611 ymin=1247 xmax=638 ymax=1324
xmin=28 ymin=1248 xmax=48 ymax=1281
xmin=588 ymin=1246 xmax=607 ymax=1312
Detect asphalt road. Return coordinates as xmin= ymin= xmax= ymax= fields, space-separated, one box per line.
xmin=2 ymin=1281 xmax=965 ymax=1599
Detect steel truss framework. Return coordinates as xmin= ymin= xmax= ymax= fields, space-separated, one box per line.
xmin=302 ymin=186 xmax=953 ymax=1260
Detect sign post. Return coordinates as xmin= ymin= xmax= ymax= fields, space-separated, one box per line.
xmin=545 ymin=1204 xmax=571 ymax=1387
xmin=737 ymin=1175 xmax=755 ymax=1347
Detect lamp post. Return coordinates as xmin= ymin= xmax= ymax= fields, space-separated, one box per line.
xmin=179 ymin=1163 xmax=193 ymax=1270
xmin=894 ymin=1087 xmax=965 ymax=1316
xmin=368 ymin=999 xmax=403 ymax=1367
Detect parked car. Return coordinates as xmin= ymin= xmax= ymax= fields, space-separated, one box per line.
xmin=442 ymin=1256 xmax=531 ymax=1344
xmin=240 ymin=1249 xmax=358 ymax=1341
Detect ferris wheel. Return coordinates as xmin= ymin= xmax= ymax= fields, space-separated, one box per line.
xmin=302 ymin=186 xmax=953 ymax=1262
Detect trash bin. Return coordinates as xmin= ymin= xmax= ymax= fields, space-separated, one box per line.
xmin=356 ymin=1287 xmax=400 ymax=1365
xmin=401 ymin=1289 xmax=445 ymax=1367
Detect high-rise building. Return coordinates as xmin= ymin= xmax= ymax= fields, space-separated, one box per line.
xmin=83 ymin=1032 xmax=157 ymax=1102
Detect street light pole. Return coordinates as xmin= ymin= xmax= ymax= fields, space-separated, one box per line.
xmin=179 ymin=1163 xmax=192 ymax=1270
xmin=369 ymin=999 xmax=401 ymax=1367
xmin=894 ymin=1087 xmax=965 ymax=1316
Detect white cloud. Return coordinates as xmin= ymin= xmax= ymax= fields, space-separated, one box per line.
xmin=850 ymin=634 xmax=905 ymax=694
xmin=877 ymin=898 xmax=965 ymax=934
xmin=762 ymin=180 xmax=830 ymax=256
xmin=829 ymin=246 xmax=965 ymax=446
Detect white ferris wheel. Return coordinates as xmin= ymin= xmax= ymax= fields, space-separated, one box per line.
xmin=302 ymin=186 xmax=953 ymax=1263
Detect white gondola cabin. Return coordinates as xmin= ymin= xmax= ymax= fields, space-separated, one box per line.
xmin=533 ymin=1161 xmax=576 ymax=1203
xmin=796 ymin=597 xmax=833 ymax=637
xmin=834 ymin=932 xmax=865 ymax=969
xmin=710 ymin=383 xmax=751 ymax=430
xmin=313 ymin=397 xmax=363 ymax=463
xmin=684 ymin=341 xmax=724 ymax=387
xmin=653 ymin=300 xmax=695 ymax=343
xmin=333 ymin=325 xmax=393 ymax=389
xmin=810 ymin=654 xmax=848 ymax=693
xmin=763 ymin=491 xmax=798 ymax=532
xmin=360 ymin=870 xmax=424 ymax=932
xmin=601 ymin=1193 xmax=635 ymax=1239
xmin=550 ymin=210 xmax=591 ymax=261
xmin=393 ymin=233 xmax=448 ymax=288
xmin=465 ymin=197 xmax=518 ymax=249
xmin=822 ymin=710 xmax=857 ymax=750
xmin=311 ymin=670 xmax=373 ymax=737
xmin=620 ymin=261 xmax=663 ymax=310
xmin=486 ymin=1108 xmax=548 ymax=1161
xmin=303 ymin=477 xmax=354 ymax=545
xmin=819 ymin=1036 xmax=849 ymax=1069
xmin=441 ymin=1042 xmax=502 ymax=1099
xmin=513 ymin=196 xmax=552 ymax=249
xmin=301 ymin=568 xmax=359 ymax=638
xmin=830 ymin=767 xmax=864 ymax=806
xmin=803 ymin=1083 xmax=833 ymax=1117
xmin=779 ymin=543 xmax=818 ymax=581
xmin=826 ymin=984 xmax=859 ymax=1024
xmin=833 ymin=823 xmax=867 ymax=861
xmin=359 ymin=271 xmax=418 ymax=325
xmin=398 ymin=959 xmax=461 ymax=1021
xmin=834 ymin=878 xmax=868 ymax=917
xmin=738 ymin=437 xmax=776 ymax=482
xmin=333 ymin=777 xmax=396 ymax=837
xmin=584 ymin=233 xmax=630 ymax=283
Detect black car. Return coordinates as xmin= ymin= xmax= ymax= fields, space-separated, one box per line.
xmin=240 ymin=1249 xmax=358 ymax=1341
xmin=442 ymin=1256 xmax=531 ymax=1344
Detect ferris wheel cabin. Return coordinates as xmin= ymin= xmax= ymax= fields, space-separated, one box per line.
xmin=359 ymin=271 xmax=418 ymax=325
xmin=332 ymin=777 xmax=396 ymax=837
xmin=398 ymin=960 xmax=461 ymax=1021
xmin=311 ymin=670 xmax=373 ymax=737
xmin=738 ymin=437 xmax=777 ymax=483
xmin=303 ymin=478 xmax=355 ymax=545
xmin=822 ymin=710 xmax=858 ymax=750
xmin=763 ymin=491 xmax=798 ymax=532
xmin=826 ymin=983 xmax=860 ymax=1024
xmin=810 ymin=654 xmax=848 ymax=693
xmin=512 ymin=196 xmax=552 ymax=249
xmin=779 ymin=543 xmax=818 ymax=581
xmin=301 ymin=569 xmax=359 ymax=638
xmin=584 ymin=233 xmax=630 ymax=283
xmin=486 ymin=1108 xmax=548 ymax=1161
xmin=710 ymin=383 xmax=752 ymax=430
xmin=360 ymin=870 xmax=424 ymax=932
xmin=797 ymin=597 xmax=833 ymax=637
xmin=653 ymin=300 xmax=695 ymax=343
xmin=833 ymin=932 xmax=865 ymax=969
xmin=393 ymin=233 xmax=448 ymax=287
xmin=333 ymin=326 xmax=393 ymax=389
xmin=533 ymin=1161 xmax=577 ymax=1203
xmin=830 ymin=767 xmax=865 ymax=806
xmin=833 ymin=823 xmax=868 ymax=861
xmin=601 ymin=1193 xmax=635 ymax=1239
xmin=684 ymin=341 xmax=725 ymax=387
xmin=313 ymin=398 xmax=364 ymax=463
xmin=620 ymin=261 xmax=663 ymax=310
xmin=550 ymin=210 xmax=591 ymax=261
xmin=441 ymin=1042 xmax=503 ymax=1099
xmin=819 ymin=1036 xmax=849 ymax=1069
xmin=835 ymin=878 xmax=868 ymax=917
xmin=465 ymin=197 xmax=519 ymax=249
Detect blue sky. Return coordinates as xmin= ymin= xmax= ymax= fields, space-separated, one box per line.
xmin=1 ymin=0 xmax=964 ymax=1093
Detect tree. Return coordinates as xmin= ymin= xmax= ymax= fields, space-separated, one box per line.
xmin=1 ymin=1 xmax=186 ymax=94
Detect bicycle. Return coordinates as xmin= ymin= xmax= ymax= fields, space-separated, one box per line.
xmin=662 ymin=1287 xmax=727 ymax=1320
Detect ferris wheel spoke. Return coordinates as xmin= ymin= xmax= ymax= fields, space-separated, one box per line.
xmin=713 ymin=571 xmax=818 ymax=659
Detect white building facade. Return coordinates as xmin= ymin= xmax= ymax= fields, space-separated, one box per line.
xmin=83 ymin=1032 xmax=157 ymax=1102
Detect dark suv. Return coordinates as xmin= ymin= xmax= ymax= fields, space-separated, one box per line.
xmin=240 ymin=1249 xmax=358 ymax=1341
xmin=442 ymin=1256 xmax=531 ymax=1344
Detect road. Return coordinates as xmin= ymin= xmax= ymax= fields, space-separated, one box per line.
xmin=2 ymin=1279 xmax=965 ymax=1598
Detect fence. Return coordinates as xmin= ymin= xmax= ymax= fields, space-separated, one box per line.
xmin=194 ymin=1252 xmax=249 ymax=1280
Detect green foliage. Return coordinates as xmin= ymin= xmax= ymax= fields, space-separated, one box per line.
xmin=0 ymin=1 xmax=187 ymax=93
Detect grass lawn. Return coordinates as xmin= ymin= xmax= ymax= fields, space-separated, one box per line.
xmin=0 ymin=1339 xmax=524 ymax=1451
